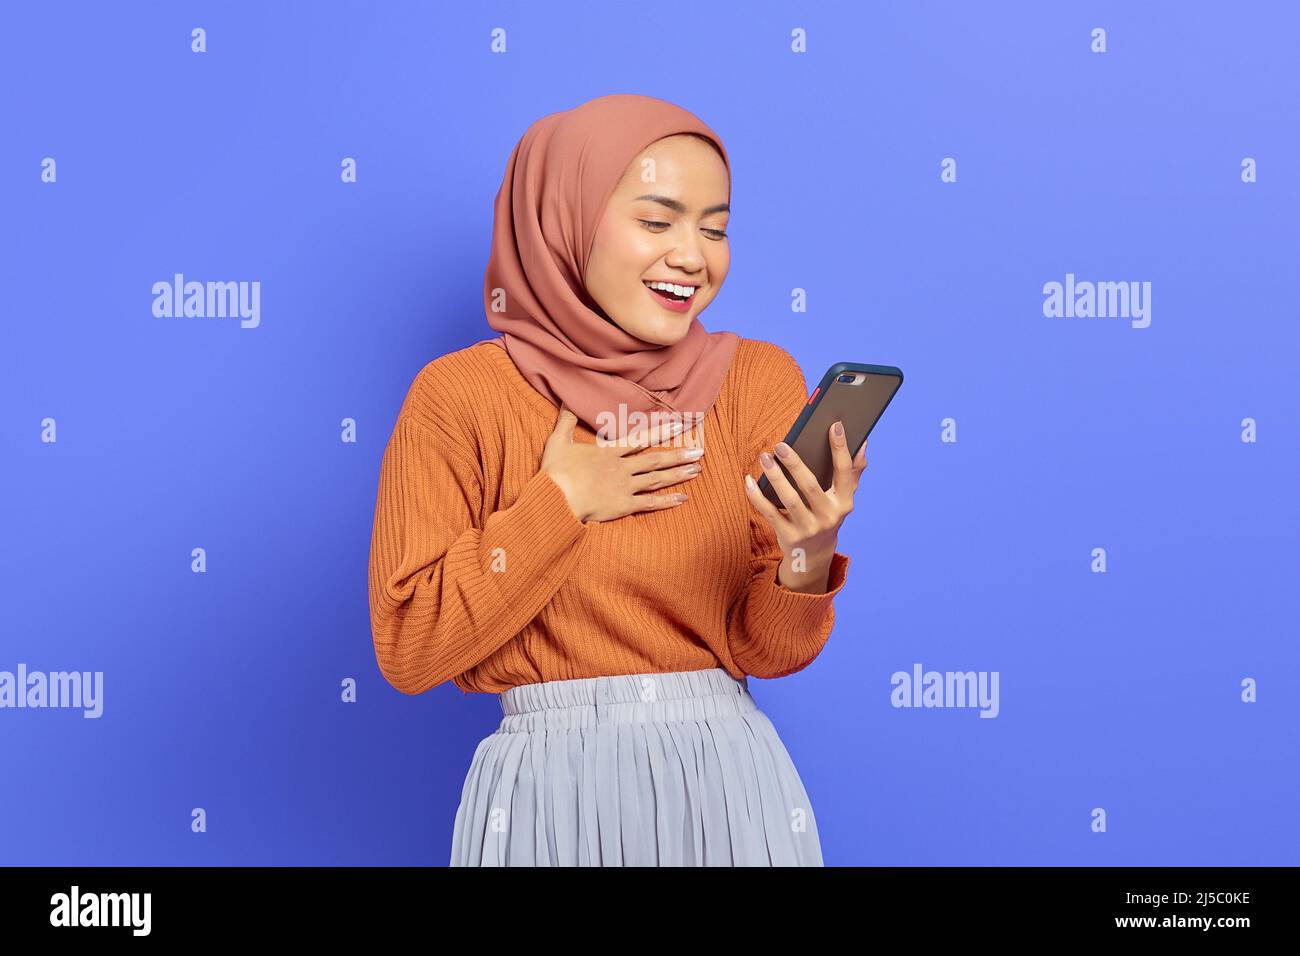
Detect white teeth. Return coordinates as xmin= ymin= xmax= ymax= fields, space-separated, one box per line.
xmin=644 ymin=280 xmax=697 ymax=298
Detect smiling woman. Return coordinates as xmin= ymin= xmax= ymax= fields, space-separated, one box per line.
xmin=370 ymin=93 xmax=863 ymax=868
xmin=584 ymin=136 xmax=731 ymax=342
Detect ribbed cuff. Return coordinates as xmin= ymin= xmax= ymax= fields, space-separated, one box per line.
xmin=734 ymin=552 xmax=850 ymax=670
xmin=477 ymin=468 xmax=589 ymax=611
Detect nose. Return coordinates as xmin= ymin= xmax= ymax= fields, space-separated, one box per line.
xmin=665 ymin=229 xmax=706 ymax=275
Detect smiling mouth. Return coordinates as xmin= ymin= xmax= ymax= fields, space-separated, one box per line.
xmin=642 ymin=280 xmax=699 ymax=303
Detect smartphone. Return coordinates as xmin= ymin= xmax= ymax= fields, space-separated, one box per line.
xmin=757 ymin=361 xmax=904 ymax=509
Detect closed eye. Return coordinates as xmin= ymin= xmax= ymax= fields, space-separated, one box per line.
xmin=639 ymin=220 xmax=728 ymax=240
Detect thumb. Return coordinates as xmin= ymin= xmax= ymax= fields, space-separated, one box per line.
xmin=551 ymin=405 xmax=578 ymax=444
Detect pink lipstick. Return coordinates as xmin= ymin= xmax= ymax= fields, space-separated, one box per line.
xmin=643 ymin=282 xmax=695 ymax=314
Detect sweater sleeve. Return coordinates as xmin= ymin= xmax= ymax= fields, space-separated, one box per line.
xmin=726 ymin=344 xmax=851 ymax=679
xmin=368 ymin=410 xmax=590 ymax=696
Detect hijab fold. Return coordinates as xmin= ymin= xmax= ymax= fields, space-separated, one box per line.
xmin=482 ymin=93 xmax=739 ymax=441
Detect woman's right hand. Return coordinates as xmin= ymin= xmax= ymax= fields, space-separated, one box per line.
xmin=540 ymin=406 xmax=704 ymax=523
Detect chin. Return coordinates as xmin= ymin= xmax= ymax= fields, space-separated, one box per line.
xmin=635 ymin=313 xmax=694 ymax=346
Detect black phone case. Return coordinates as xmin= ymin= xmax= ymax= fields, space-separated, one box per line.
xmin=756 ymin=361 xmax=904 ymax=509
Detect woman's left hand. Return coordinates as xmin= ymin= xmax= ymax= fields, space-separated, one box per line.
xmin=743 ymin=420 xmax=868 ymax=593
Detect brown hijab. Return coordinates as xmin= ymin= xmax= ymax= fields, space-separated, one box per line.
xmin=482 ymin=93 xmax=739 ymax=441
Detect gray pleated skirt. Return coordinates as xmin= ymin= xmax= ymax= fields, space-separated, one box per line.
xmin=449 ymin=667 xmax=823 ymax=866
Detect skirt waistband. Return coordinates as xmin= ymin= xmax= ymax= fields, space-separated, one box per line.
xmin=495 ymin=668 xmax=754 ymax=734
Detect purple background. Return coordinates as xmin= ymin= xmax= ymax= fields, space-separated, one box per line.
xmin=2 ymin=0 xmax=1296 ymax=865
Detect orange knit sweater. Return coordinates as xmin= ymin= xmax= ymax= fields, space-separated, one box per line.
xmin=368 ymin=337 xmax=850 ymax=695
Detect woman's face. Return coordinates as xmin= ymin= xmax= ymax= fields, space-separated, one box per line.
xmin=584 ymin=133 xmax=730 ymax=346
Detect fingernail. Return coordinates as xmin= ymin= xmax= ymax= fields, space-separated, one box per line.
xmin=833 ymin=421 xmax=844 ymax=438
xmin=760 ymin=451 xmax=774 ymax=468
xmin=775 ymin=442 xmax=791 ymax=459
xmin=683 ymin=447 xmax=704 ymax=460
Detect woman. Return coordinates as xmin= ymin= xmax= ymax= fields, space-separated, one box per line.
xmin=368 ymin=93 xmax=869 ymax=866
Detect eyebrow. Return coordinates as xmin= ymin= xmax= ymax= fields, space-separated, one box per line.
xmin=634 ymin=194 xmax=730 ymax=215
